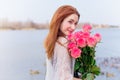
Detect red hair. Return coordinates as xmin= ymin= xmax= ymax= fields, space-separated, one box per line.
xmin=44 ymin=5 xmax=80 ymax=59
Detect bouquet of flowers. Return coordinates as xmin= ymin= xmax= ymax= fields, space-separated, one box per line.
xmin=67 ymin=24 xmax=101 ymax=80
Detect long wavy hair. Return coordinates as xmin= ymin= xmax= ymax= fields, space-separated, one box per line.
xmin=44 ymin=5 xmax=80 ymax=59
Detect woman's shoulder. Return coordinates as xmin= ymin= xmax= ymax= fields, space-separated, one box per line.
xmin=56 ymin=36 xmax=68 ymax=48
xmin=54 ymin=37 xmax=69 ymax=57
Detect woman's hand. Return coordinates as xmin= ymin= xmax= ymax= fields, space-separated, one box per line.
xmin=73 ymin=77 xmax=82 ymax=80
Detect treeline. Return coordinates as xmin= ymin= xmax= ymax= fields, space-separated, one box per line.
xmin=0 ymin=20 xmax=49 ymax=30
xmin=0 ymin=20 xmax=119 ymax=30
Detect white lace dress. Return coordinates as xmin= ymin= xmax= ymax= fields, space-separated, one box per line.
xmin=45 ymin=37 xmax=75 ymax=80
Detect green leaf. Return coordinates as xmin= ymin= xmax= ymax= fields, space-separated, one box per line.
xmin=79 ymin=67 xmax=84 ymax=73
xmin=74 ymin=61 xmax=80 ymax=71
xmin=82 ymin=72 xmax=87 ymax=79
xmin=91 ymin=66 xmax=101 ymax=75
xmin=85 ymin=73 xmax=94 ymax=80
xmin=91 ymin=58 xmax=96 ymax=65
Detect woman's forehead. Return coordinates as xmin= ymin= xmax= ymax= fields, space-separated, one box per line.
xmin=65 ymin=14 xmax=79 ymax=22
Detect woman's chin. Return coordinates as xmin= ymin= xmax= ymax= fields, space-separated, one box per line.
xmin=66 ymin=33 xmax=70 ymax=36
xmin=64 ymin=32 xmax=72 ymax=36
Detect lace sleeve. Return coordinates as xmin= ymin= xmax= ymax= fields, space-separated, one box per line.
xmin=53 ymin=42 xmax=73 ymax=80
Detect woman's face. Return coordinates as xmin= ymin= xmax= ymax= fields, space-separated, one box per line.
xmin=60 ymin=13 xmax=79 ymax=36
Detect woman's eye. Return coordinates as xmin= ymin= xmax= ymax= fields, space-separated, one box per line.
xmin=68 ymin=21 xmax=72 ymax=24
xmin=75 ymin=22 xmax=78 ymax=26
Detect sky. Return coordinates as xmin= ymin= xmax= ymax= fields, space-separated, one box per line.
xmin=0 ymin=0 xmax=120 ymax=26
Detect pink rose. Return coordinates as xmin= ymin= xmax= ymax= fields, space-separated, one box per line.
xmin=71 ymin=47 xmax=81 ymax=58
xmin=67 ymin=34 xmax=73 ymax=40
xmin=74 ymin=32 xmax=81 ymax=39
xmin=68 ymin=42 xmax=76 ymax=49
xmin=76 ymin=38 xmax=86 ymax=48
xmin=87 ymin=37 xmax=97 ymax=47
xmin=94 ymin=33 xmax=101 ymax=42
xmin=82 ymin=32 xmax=90 ymax=39
xmin=82 ymin=24 xmax=92 ymax=32
xmin=78 ymin=31 xmax=84 ymax=35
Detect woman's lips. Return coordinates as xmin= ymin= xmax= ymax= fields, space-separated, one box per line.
xmin=69 ymin=30 xmax=73 ymax=34
xmin=67 ymin=29 xmax=74 ymax=34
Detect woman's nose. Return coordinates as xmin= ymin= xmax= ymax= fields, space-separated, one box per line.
xmin=71 ymin=24 xmax=76 ymax=30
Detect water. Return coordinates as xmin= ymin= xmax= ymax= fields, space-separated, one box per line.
xmin=0 ymin=28 xmax=120 ymax=80
xmin=0 ymin=30 xmax=47 ymax=80
xmin=93 ymin=28 xmax=120 ymax=57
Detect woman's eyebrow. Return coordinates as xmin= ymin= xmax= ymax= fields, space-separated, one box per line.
xmin=69 ymin=19 xmax=74 ymax=22
xmin=70 ymin=19 xmax=78 ymax=23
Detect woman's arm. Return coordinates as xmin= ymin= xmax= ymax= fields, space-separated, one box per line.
xmin=53 ymin=42 xmax=73 ymax=80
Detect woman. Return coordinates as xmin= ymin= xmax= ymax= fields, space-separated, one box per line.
xmin=44 ymin=5 xmax=81 ymax=80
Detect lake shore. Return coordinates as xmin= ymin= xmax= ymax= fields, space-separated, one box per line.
xmin=0 ymin=21 xmax=120 ymax=30
xmin=0 ymin=26 xmax=120 ymax=31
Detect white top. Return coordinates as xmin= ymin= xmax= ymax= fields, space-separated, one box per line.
xmin=45 ymin=37 xmax=75 ymax=80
